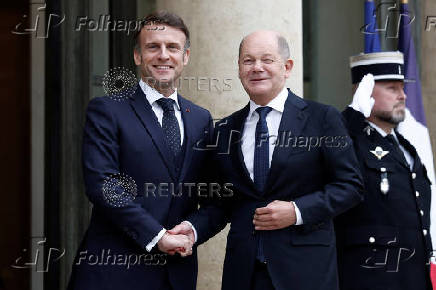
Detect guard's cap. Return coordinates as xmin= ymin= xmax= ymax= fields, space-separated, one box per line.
xmin=350 ymin=51 xmax=404 ymax=84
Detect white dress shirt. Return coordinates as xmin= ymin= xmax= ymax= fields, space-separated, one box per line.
xmin=139 ymin=80 xmax=186 ymax=251
xmin=241 ymin=87 xmax=303 ymax=225
xmin=367 ymin=121 xmax=414 ymax=169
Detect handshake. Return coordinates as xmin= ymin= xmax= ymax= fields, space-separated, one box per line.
xmin=157 ymin=221 xmax=195 ymax=257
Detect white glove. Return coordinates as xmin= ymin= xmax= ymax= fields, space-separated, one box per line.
xmin=349 ymin=73 xmax=375 ymax=118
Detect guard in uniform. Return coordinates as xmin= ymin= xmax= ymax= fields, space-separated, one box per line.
xmin=335 ymin=51 xmax=433 ymax=290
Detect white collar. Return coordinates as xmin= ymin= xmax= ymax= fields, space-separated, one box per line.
xmin=139 ymin=79 xmax=180 ymax=110
xmin=367 ymin=121 xmax=398 ymax=141
xmin=248 ymin=87 xmax=288 ymax=118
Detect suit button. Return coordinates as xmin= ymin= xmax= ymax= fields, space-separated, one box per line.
xmin=420 ymin=210 xmax=424 ymax=216
xmin=369 ymin=237 xmax=375 ymax=243
xmin=416 ymin=191 xmax=420 ymax=197
xmin=423 ymin=229 xmax=428 ymax=236
xmin=412 ymin=173 xmax=417 ymax=179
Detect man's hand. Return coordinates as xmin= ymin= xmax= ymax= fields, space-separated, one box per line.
xmin=253 ymin=200 xmax=296 ymax=230
xmin=349 ymin=73 xmax=375 ymax=118
xmin=168 ymin=221 xmax=195 ymax=245
xmin=157 ymin=232 xmax=193 ymax=257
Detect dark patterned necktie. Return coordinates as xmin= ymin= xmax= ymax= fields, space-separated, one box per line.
xmin=156 ymin=98 xmax=181 ymax=157
xmin=254 ymin=106 xmax=273 ymax=191
xmin=253 ymin=106 xmax=272 ymax=263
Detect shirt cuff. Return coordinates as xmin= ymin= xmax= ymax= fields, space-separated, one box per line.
xmin=293 ymin=202 xmax=303 ymax=225
xmin=182 ymin=221 xmax=198 ymax=243
xmin=146 ymin=228 xmax=166 ymax=252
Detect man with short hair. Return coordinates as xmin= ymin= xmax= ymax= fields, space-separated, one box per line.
xmin=335 ymin=51 xmax=433 ymax=290
xmin=68 ymin=11 xmax=213 ymax=290
xmin=173 ymin=30 xmax=364 ymax=290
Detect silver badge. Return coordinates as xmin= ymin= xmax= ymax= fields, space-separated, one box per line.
xmin=380 ymin=168 xmax=389 ymax=195
xmin=370 ymin=146 xmax=389 ymax=160
xmin=380 ymin=178 xmax=389 ymax=194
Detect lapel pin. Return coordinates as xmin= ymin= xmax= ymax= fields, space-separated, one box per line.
xmin=186 ymin=108 xmax=190 ymax=112
xmin=370 ymin=146 xmax=389 ymax=160
xmin=363 ymin=125 xmax=373 ymax=136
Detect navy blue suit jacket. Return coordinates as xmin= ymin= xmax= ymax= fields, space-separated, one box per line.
xmin=189 ymin=90 xmax=364 ymax=290
xmin=68 ymin=85 xmax=213 ymax=290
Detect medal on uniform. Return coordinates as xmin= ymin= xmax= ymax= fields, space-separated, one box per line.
xmin=370 ymin=146 xmax=389 ymax=160
xmin=380 ymin=167 xmax=389 ymax=195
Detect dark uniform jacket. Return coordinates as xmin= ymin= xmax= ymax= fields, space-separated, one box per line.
xmin=335 ymin=107 xmax=433 ymax=290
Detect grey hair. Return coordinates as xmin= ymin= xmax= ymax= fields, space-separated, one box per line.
xmin=238 ymin=34 xmax=290 ymax=61
xmin=277 ymin=35 xmax=290 ymax=61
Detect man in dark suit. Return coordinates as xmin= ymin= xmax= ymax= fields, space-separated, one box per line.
xmin=68 ymin=11 xmax=213 ymax=290
xmin=172 ymin=30 xmax=364 ymax=290
xmin=335 ymin=51 xmax=433 ymax=290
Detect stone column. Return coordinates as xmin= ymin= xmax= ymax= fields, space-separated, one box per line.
xmin=58 ymin=1 xmax=91 ymax=289
xmin=156 ymin=1 xmax=303 ymax=289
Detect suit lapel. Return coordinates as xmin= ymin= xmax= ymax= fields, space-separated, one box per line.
xmin=396 ymin=130 xmax=420 ymax=170
xmin=265 ymin=90 xmax=308 ymax=193
xmin=129 ymin=86 xmax=177 ymax=181
xmin=178 ymin=95 xmax=195 ymax=182
xmin=231 ymin=104 xmax=261 ymax=196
